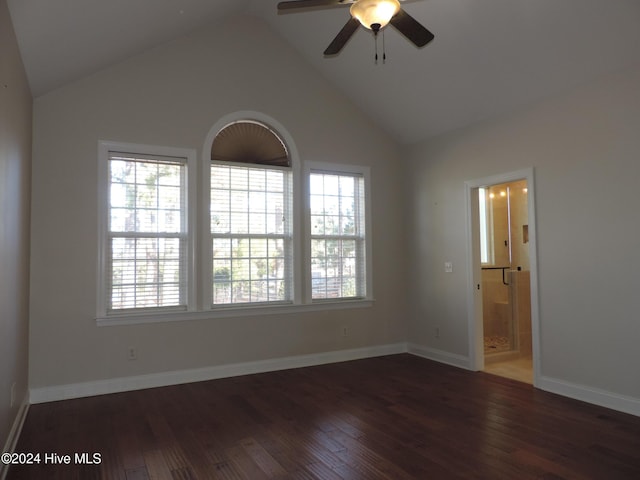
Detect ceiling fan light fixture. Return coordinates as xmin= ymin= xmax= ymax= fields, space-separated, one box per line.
xmin=350 ymin=0 xmax=401 ymax=31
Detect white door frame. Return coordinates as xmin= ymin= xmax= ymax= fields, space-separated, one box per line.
xmin=464 ymin=167 xmax=541 ymax=386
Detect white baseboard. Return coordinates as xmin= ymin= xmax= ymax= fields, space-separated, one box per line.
xmin=26 ymin=344 xmax=640 ymax=420
xmin=0 ymin=397 xmax=29 ymax=480
xmin=30 ymin=343 xmax=408 ymax=404
xmin=407 ymin=343 xmax=471 ymax=370
xmin=538 ymin=375 xmax=640 ymax=418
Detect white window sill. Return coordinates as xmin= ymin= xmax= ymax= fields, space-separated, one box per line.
xmin=96 ymin=299 xmax=374 ymax=327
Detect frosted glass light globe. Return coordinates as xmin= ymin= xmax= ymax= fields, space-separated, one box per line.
xmin=350 ymin=0 xmax=401 ymax=30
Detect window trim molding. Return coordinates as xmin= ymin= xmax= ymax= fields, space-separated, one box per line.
xmin=303 ymin=161 xmax=374 ymax=304
xmin=95 ymin=115 xmax=374 ymax=326
xmin=208 ymin=160 xmax=294 ymax=306
xmin=96 ymin=140 xmax=198 ymax=318
xmin=202 ymin=111 xmax=303 ymax=309
xmin=96 ymin=299 xmax=373 ymax=326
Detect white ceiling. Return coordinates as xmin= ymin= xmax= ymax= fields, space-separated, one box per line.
xmin=7 ymin=0 xmax=640 ymax=144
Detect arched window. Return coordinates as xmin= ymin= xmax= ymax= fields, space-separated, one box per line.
xmin=97 ymin=113 xmax=372 ymax=325
xmin=209 ymin=120 xmax=294 ymax=306
xmin=211 ymin=120 xmax=290 ymax=167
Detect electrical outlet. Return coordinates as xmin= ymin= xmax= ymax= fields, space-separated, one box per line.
xmin=435 ymin=327 xmax=440 ymax=338
xmin=127 ymin=347 xmax=138 ymax=361
xmin=444 ymin=261 xmax=453 ymax=273
xmin=342 ymin=326 xmax=349 ymax=337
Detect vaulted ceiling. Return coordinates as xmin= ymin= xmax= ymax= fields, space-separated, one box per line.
xmin=7 ymin=0 xmax=640 ymax=144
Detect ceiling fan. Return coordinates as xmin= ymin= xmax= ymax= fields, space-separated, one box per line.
xmin=277 ymin=0 xmax=434 ymax=56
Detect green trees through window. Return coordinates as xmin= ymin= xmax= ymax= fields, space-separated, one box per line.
xmin=99 ymin=133 xmax=371 ymax=321
xmin=310 ymin=172 xmax=366 ymax=299
xmin=210 ymin=164 xmax=291 ymax=305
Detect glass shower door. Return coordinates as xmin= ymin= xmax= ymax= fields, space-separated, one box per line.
xmin=480 ymin=182 xmax=529 ymax=358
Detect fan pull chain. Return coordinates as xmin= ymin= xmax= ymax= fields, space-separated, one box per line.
xmin=374 ymin=32 xmax=379 ymax=64
xmin=373 ymin=29 xmax=387 ymax=65
xmin=382 ymin=28 xmax=386 ymax=64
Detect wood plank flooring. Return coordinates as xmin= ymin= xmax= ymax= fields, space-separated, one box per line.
xmin=484 ymin=356 xmax=533 ymax=384
xmin=7 ymin=354 xmax=640 ymax=479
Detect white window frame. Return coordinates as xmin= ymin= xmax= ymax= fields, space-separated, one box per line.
xmin=96 ymin=141 xmax=197 ymax=321
xmin=96 ymin=120 xmax=373 ymax=326
xmin=207 ymin=161 xmax=294 ymax=308
xmin=304 ymin=162 xmax=373 ymax=304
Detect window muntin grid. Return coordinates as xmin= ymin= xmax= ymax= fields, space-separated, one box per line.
xmin=107 ymin=153 xmax=187 ymax=311
xmin=210 ymin=163 xmax=292 ymax=305
xmin=310 ymin=172 xmax=366 ymax=300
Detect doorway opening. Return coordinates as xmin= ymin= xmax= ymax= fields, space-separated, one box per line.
xmin=479 ymin=180 xmax=532 ymax=383
xmin=465 ymin=168 xmax=540 ymax=385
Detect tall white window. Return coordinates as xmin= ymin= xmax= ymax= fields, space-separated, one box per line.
xmin=98 ymin=142 xmax=195 ymax=316
xmin=309 ymin=171 xmax=367 ymax=300
xmin=210 ymin=163 xmax=293 ymax=305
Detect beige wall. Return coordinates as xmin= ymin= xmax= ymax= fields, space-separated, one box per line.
xmin=21 ymin=2 xmax=640 ymax=417
xmin=406 ymin=62 xmax=640 ymax=403
xmin=0 ymin=0 xmax=31 ymax=449
xmin=29 ymin=15 xmax=407 ymax=390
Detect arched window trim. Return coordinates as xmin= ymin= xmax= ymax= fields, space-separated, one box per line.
xmin=202 ymin=112 xmax=303 ymax=308
xmin=202 ymin=111 xmax=300 ymax=170
xmin=210 ymin=119 xmax=291 ymax=167
xmin=96 ymin=111 xmax=373 ymax=326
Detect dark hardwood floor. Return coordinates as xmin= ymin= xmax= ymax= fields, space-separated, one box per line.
xmin=7 ymin=354 xmax=640 ymax=479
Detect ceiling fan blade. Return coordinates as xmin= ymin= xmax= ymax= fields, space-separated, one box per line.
xmin=324 ymin=17 xmax=360 ymax=56
xmin=389 ymin=9 xmax=434 ymax=48
xmin=277 ymin=0 xmax=350 ymax=11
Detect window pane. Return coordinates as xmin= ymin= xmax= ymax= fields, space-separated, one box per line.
xmin=109 ymin=154 xmax=185 ymax=235
xmin=310 ymin=172 xmax=366 ymax=300
xmin=249 ymin=169 xmax=266 ymax=191
xmin=211 ymin=211 xmax=229 ymax=234
xmin=159 ymin=185 xmax=181 ymax=209
xmin=264 ymin=193 xmax=285 ymax=234
xmin=324 ymin=195 xmax=339 ymax=215
xmin=339 ymin=176 xmax=355 ymax=197
xmin=324 ymin=175 xmax=340 ymax=195
xmin=341 ymin=214 xmax=355 ymax=235
xmin=211 ymin=189 xmax=230 ymax=233
xmin=107 ymin=150 xmax=187 ymax=313
xmin=249 ymin=213 xmax=266 ymax=234
xmin=110 ymin=208 xmax=133 ymax=232
xmin=229 ymin=212 xmax=249 ymax=234
xmin=309 ymin=194 xmax=324 ymax=215
xmin=136 ymin=183 xmax=157 ymax=208
xmin=249 ymin=192 xmax=266 ymax=212
xmin=266 ymin=171 xmax=284 ymax=193
xmin=110 ymin=160 xmax=135 ymax=184
xmin=109 ymin=236 xmax=184 ymax=310
xmin=309 ymin=174 xmax=324 ymax=195
xmin=158 ymin=164 xmax=182 ymax=186
xmin=137 ymin=162 xmax=158 ymax=186
xmin=229 ymin=168 xmax=248 ymax=190
xmin=211 ymin=163 xmax=292 ymax=306
xmin=211 ymin=165 xmax=229 ymax=186
xmin=230 ymin=190 xmax=248 ymax=212
xmin=310 ymin=215 xmax=325 ymax=236
xmin=213 ymin=238 xmax=231 ymax=258
xmin=324 ymin=216 xmax=340 ymax=235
